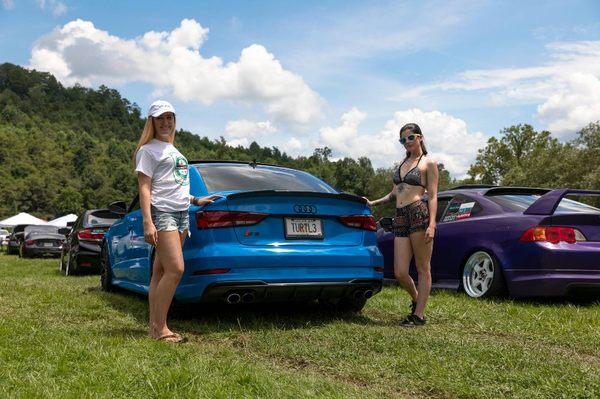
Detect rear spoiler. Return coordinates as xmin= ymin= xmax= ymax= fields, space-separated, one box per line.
xmin=524 ymin=189 xmax=600 ymax=215
xmin=226 ymin=190 xmax=367 ymax=204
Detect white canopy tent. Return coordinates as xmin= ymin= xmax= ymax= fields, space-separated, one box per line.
xmin=0 ymin=212 xmax=48 ymax=228
xmin=48 ymin=214 xmax=78 ymax=227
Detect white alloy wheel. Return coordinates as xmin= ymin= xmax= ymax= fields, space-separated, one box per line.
xmin=462 ymin=251 xmax=499 ymax=298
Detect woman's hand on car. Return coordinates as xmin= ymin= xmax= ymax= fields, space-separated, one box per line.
xmin=195 ymin=194 xmax=222 ymax=206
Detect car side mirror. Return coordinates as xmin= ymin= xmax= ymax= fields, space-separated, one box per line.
xmin=108 ymin=201 xmax=127 ymax=216
xmin=66 ymin=221 xmax=75 ymax=227
xmin=58 ymin=227 xmax=71 ymax=236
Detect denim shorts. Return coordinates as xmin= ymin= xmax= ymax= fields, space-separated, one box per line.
xmin=151 ymin=206 xmax=190 ymax=233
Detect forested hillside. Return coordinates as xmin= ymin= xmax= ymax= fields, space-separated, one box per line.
xmin=0 ymin=63 xmax=598 ymax=220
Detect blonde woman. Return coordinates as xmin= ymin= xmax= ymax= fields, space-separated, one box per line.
xmin=365 ymin=123 xmax=438 ymax=326
xmin=134 ymin=100 xmax=217 ymax=343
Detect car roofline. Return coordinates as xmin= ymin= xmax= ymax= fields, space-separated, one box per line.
xmin=190 ymin=159 xmax=286 ymax=169
xmin=439 ymin=185 xmax=551 ymax=196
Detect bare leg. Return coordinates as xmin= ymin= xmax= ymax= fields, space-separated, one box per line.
xmin=149 ymin=230 xmax=185 ymax=338
xmin=410 ymin=230 xmax=433 ymax=318
xmin=393 ymin=237 xmax=418 ymax=302
xmin=148 ymin=254 xmax=164 ymax=334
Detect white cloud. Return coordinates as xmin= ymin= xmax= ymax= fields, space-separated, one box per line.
xmin=319 ymin=107 xmax=367 ymax=154
xmin=393 ymin=40 xmax=600 ymax=136
xmin=286 ymin=137 xmax=302 ymax=151
xmin=224 ymin=119 xmax=277 ymax=147
xmin=36 ymin=0 xmax=67 ymax=16
xmin=537 ymin=73 xmax=600 ymax=136
xmin=29 ymin=19 xmax=322 ymax=124
xmin=2 ymin=0 xmax=15 ymax=10
xmin=319 ymin=108 xmax=487 ymax=177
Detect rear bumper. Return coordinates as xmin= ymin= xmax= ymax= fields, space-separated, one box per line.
xmin=505 ymin=269 xmax=600 ymax=297
xmin=23 ymin=247 xmax=62 ymax=257
xmin=199 ymin=279 xmax=382 ymax=304
xmin=173 ymin=245 xmax=384 ymax=303
xmin=73 ymin=248 xmax=102 ymax=271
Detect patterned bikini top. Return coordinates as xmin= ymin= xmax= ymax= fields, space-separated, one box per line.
xmin=393 ymin=155 xmax=425 ymax=188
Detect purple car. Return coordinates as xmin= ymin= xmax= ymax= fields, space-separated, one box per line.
xmin=377 ymin=186 xmax=600 ymax=298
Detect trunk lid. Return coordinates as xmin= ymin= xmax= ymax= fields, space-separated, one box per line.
xmin=224 ymin=190 xmax=371 ymax=246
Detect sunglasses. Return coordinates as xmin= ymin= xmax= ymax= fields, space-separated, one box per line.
xmin=399 ymin=134 xmax=420 ymax=145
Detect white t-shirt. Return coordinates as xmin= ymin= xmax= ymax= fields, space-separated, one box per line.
xmin=135 ymin=139 xmax=190 ymax=212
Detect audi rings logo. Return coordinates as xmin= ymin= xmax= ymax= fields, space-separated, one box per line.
xmin=293 ymin=204 xmax=317 ymax=214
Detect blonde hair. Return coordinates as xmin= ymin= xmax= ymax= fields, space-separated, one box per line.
xmin=132 ymin=115 xmax=176 ymax=167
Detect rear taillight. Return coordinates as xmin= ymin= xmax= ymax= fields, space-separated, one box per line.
xmin=520 ymin=226 xmax=586 ymax=244
xmin=192 ymin=268 xmax=231 ymax=275
xmin=339 ymin=215 xmax=377 ymax=231
xmin=196 ymin=211 xmax=268 ymax=229
xmin=78 ymin=229 xmax=104 ymax=241
xmin=25 ymin=240 xmax=35 ymax=246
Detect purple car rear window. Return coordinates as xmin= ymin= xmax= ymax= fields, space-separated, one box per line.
xmin=488 ymin=194 xmax=600 ymax=214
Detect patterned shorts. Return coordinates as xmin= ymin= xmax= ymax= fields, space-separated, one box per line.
xmin=392 ymin=200 xmax=430 ymax=237
xmin=151 ymin=206 xmax=190 ymax=233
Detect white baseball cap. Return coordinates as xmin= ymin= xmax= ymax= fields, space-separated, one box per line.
xmin=147 ymin=100 xmax=176 ymax=118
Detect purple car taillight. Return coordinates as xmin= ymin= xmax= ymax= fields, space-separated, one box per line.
xmin=519 ymin=226 xmax=587 ymax=244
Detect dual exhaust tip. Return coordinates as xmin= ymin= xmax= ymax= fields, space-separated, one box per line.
xmin=354 ymin=289 xmax=374 ymax=300
xmin=226 ymin=291 xmax=255 ymax=304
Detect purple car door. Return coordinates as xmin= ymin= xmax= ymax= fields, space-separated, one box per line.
xmin=431 ymin=195 xmax=484 ymax=283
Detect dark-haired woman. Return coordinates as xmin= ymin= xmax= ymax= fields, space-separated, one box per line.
xmin=365 ymin=123 xmax=438 ymax=326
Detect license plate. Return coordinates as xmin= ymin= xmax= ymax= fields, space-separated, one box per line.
xmin=284 ymin=218 xmax=323 ymax=239
xmin=43 ymin=242 xmax=53 ymax=247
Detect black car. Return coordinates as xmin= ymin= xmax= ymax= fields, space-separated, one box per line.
xmin=7 ymin=224 xmax=31 ymax=255
xmin=20 ymin=225 xmax=66 ymax=258
xmin=60 ymin=209 xmax=119 ymax=275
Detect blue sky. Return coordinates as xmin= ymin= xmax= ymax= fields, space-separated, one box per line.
xmin=1 ymin=0 xmax=599 ymax=176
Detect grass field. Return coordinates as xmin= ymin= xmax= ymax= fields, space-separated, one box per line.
xmin=0 ymin=253 xmax=598 ymax=398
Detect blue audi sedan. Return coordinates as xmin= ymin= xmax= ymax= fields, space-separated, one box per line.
xmin=100 ymin=161 xmax=383 ymax=311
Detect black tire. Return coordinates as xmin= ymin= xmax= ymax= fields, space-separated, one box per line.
xmin=100 ymin=242 xmax=115 ymax=292
xmin=59 ymin=250 xmax=66 ymax=273
xmin=65 ymin=252 xmax=77 ymax=276
xmin=461 ymin=251 xmax=506 ymax=298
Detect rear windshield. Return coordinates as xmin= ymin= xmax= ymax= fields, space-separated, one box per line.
xmin=195 ymin=164 xmax=336 ymax=193
xmin=25 ymin=225 xmax=59 ymax=234
xmin=487 ymin=194 xmax=600 ymax=214
xmin=86 ymin=210 xmax=119 ymax=227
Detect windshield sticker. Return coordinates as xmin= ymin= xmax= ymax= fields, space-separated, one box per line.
xmin=457 ymin=202 xmax=475 ymax=219
xmin=442 ymin=202 xmax=460 ymax=222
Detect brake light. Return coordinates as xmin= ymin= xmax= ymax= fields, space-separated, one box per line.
xmin=520 ymin=226 xmax=586 ymax=244
xmin=339 ymin=215 xmax=377 ymax=231
xmin=192 ymin=268 xmax=231 ymax=275
xmin=25 ymin=240 xmax=35 ymax=246
xmin=78 ymin=229 xmax=104 ymax=241
xmin=196 ymin=211 xmax=268 ymax=229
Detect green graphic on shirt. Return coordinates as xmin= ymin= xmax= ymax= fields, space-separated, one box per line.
xmin=170 ymin=152 xmax=189 ymax=186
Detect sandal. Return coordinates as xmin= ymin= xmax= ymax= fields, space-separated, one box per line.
xmin=400 ymin=314 xmax=427 ymax=327
xmin=155 ymin=333 xmax=187 ymax=343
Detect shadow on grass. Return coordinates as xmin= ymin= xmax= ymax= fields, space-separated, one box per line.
xmin=95 ymin=285 xmax=378 ymax=337
xmin=442 ymin=288 xmax=599 ymax=307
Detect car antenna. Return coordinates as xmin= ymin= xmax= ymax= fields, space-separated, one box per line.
xmin=249 ymin=159 xmax=257 ymax=169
